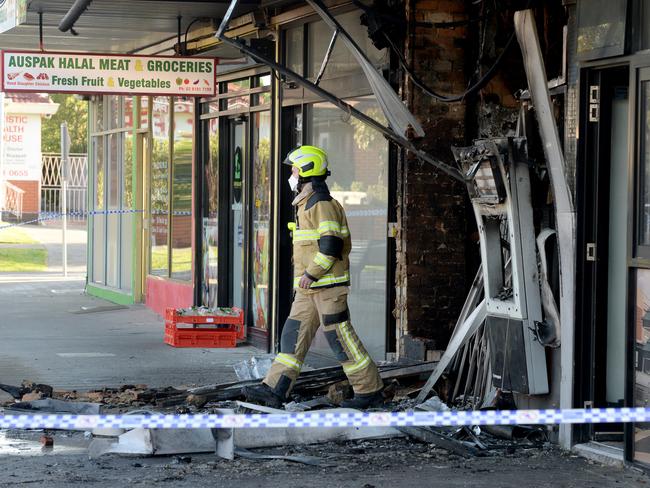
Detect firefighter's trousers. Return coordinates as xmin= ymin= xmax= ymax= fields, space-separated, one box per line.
xmin=263 ymin=286 xmax=383 ymax=397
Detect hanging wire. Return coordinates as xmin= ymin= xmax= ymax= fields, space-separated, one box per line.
xmin=381 ymin=0 xmax=529 ymax=103
xmin=383 ymin=30 xmax=516 ymax=103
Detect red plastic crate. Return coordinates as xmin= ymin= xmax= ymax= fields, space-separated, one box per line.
xmin=165 ymin=307 xmax=245 ymax=340
xmin=165 ymin=307 xmax=243 ymax=326
xmin=164 ymin=321 xmax=238 ymax=348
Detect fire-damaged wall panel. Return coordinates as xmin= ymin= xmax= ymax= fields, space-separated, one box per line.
xmin=486 ymin=316 xmax=531 ymax=393
xmin=454 ymin=138 xmax=549 ymax=395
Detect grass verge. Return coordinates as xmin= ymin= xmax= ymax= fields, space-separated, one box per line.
xmin=0 ymin=248 xmax=48 ymax=272
xmin=0 ymin=223 xmax=38 ymax=244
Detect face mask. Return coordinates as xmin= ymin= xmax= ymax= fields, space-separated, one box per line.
xmin=288 ymin=174 xmax=299 ymax=192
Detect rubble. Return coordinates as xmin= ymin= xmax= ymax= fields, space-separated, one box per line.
xmin=0 ymin=361 xmax=552 ymax=465
xmin=39 ymin=435 xmax=54 ymax=447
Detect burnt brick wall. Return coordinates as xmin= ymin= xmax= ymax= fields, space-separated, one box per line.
xmin=395 ymin=0 xmax=469 ymax=357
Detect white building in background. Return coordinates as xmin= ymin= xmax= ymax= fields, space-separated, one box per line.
xmin=0 ymin=93 xmax=58 ymax=220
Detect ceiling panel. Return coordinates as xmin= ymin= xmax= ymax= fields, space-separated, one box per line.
xmin=0 ymin=1 xmax=258 ymax=53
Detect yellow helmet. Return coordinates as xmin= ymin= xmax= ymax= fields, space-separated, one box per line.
xmin=283 ymin=145 xmax=329 ymax=178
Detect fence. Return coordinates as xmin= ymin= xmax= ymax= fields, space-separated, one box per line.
xmin=41 ymin=153 xmax=88 ymax=221
xmin=3 ymin=181 xmax=24 ymax=220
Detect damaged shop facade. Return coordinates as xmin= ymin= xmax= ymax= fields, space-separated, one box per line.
xmin=2 ymin=0 xmax=650 ymax=466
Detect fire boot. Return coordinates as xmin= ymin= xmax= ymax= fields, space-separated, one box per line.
xmin=340 ymin=390 xmax=384 ymax=409
xmin=242 ymin=383 xmax=285 ymax=408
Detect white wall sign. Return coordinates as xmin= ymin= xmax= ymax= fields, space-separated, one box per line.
xmin=0 ymin=0 xmax=26 ymax=34
xmin=1 ymin=51 xmax=217 ymax=97
xmin=2 ymin=112 xmax=41 ymax=181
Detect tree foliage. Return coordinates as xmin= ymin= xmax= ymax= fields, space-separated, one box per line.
xmin=41 ymin=94 xmax=88 ymax=154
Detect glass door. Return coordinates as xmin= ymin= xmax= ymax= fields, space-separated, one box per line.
xmin=228 ymin=117 xmax=247 ymax=310
xmin=201 ymin=117 xmax=220 ymax=308
xmin=633 ymin=66 xmax=650 ymax=464
xmin=197 ymin=73 xmax=272 ymax=349
xmin=249 ymin=111 xmax=272 ymax=331
xmin=575 ymin=67 xmax=629 ymax=447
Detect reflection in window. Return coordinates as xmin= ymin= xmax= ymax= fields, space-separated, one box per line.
xmin=94 ymin=137 xmax=104 ymax=210
xmin=124 ymin=96 xmax=134 ymax=130
xmin=307 ymin=97 xmax=388 ymax=359
xmin=108 ymin=133 xmax=120 ymax=209
xmin=227 ymin=79 xmax=250 ymax=93
xmin=641 ymin=82 xmax=650 ymax=246
xmin=123 ymin=133 xmax=133 ymax=208
xmin=150 ymin=96 xmax=170 ymax=277
xmin=106 ymin=132 xmax=120 ymax=288
xmin=202 ymin=118 xmax=219 ymax=307
xmin=251 ymin=111 xmax=271 ymax=329
xmin=108 ymin=95 xmax=120 ymax=129
xmin=253 ymin=92 xmax=271 ymax=106
xmin=635 ymin=269 xmax=650 ymax=464
xmin=106 ymin=133 xmax=120 ymax=287
xmin=94 ymin=96 xmax=104 ymax=132
xmin=171 ymin=99 xmax=194 ymax=280
xmin=227 ymin=96 xmax=250 ymax=111
xmin=140 ymin=97 xmax=149 ymax=130
xmin=121 ymin=131 xmax=134 ymax=291
xmin=257 ymin=74 xmax=271 ymax=87
xmin=93 ymin=136 xmax=105 ymax=285
xmin=308 ymin=11 xmax=388 ymax=96
xmin=286 ymin=25 xmax=304 ymax=75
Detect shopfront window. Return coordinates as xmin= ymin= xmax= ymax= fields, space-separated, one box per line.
xmin=106 ymin=132 xmax=120 ymax=287
xmin=307 ymin=11 xmax=388 ymax=97
xmin=90 ymin=96 xmax=137 ymax=292
xmin=286 ymin=25 xmax=304 ymax=75
xmin=639 ymin=81 xmax=650 ymax=248
xmin=635 ymin=269 xmax=650 ymax=463
xmin=171 ymin=99 xmax=194 ymax=280
xmin=93 ymin=136 xmax=105 ymax=284
xmin=251 ymin=111 xmax=272 ymax=329
xmin=150 ymin=96 xmax=171 ymax=277
xmin=202 ymin=118 xmax=219 ymax=307
xmin=122 ymin=129 xmax=134 ymax=291
xmin=307 ymin=97 xmax=388 ymax=359
xmin=147 ymin=96 xmax=195 ymax=282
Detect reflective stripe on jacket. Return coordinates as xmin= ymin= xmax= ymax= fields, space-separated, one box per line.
xmin=293 ymin=189 xmax=351 ymax=290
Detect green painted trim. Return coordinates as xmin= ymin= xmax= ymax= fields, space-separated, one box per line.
xmin=86 ymin=283 xmax=135 ymax=305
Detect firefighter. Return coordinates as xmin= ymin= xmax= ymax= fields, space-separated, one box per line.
xmin=244 ymin=145 xmax=384 ymax=409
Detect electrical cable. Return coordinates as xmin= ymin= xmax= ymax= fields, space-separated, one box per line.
xmin=184 ymin=18 xmax=212 ymax=52
xmin=383 ymin=29 xmax=516 ymax=103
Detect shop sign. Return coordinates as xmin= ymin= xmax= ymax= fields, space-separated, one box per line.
xmin=0 ymin=0 xmax=26 ymax=34
xmin=2 ymin=113 xmax=41 ymax=181
xmin=233 ymin=146 xmax=242 ymax=203
xmin=1 ymin=50 xmax=217 ymax=96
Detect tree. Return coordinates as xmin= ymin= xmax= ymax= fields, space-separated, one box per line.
xmin=41 ymin=94 xmax=88 ymax=154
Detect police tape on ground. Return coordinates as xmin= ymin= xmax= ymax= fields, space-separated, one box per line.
xmin=1 ymin=407 xmax=648 ymax=430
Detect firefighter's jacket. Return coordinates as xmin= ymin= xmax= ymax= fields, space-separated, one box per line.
xmin=292 ymin=184 xmax=351 ymax=290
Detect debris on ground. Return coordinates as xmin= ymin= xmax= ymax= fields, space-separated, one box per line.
xmin=39 ymin=435 xmax=53 ymax=447
xmin=0 ymin=381 xmax=53 ymax=401
xmin=6 ymin=398 xmax=102 ymax=414
xmin=0 ymin=360 xmax=553 ymax=464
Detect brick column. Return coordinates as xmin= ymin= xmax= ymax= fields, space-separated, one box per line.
xmin=395 ymin=0 xmax=469 ymax=359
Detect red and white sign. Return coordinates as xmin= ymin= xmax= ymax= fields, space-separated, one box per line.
xmin=2 ymin=113 xmax=41 ymax=181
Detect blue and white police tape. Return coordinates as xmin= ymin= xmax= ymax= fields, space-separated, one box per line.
xmin=1 ymin=407 xmax=650 ymax=430
xmin=0 ymin=208 xmax=191 ymax=231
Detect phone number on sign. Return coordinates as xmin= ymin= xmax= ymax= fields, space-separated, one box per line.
xmin=3 ymin=169 xmax=29 ymax=178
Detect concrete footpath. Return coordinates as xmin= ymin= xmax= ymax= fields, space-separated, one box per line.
xmin=20 ymin=220 xmax=88 ymax=275
xmin=0 ymin=436 xmax=647 ymax=487
xmin=0 ymin=278 xmax=261 ymax=391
